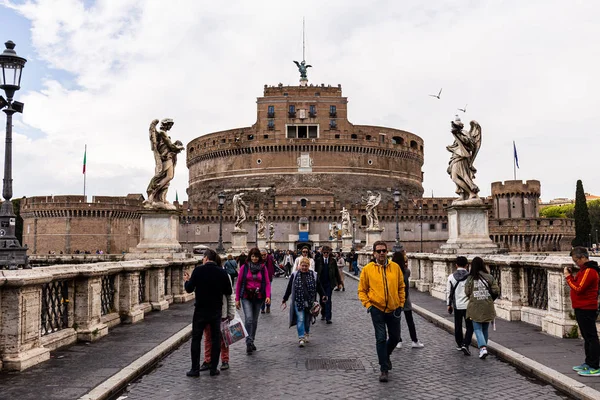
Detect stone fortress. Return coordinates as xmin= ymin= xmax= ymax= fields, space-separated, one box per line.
xmin=18 ymin=80 xmax=574 ymax=255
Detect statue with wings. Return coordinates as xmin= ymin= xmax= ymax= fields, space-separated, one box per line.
xmin=257 ymin=211 xmax=267 ymax=239
xmin=362 ymin=191 xmax=382 ymax=230
xmin=293 ymin=60 xmax=312 ymax=79
xmin=340 ymin=207 xmax=351 ymax=236
xmin=143 ymin=118 xmax=184 ymax=209
xmin=446 ymin=116 xmax=482 ymax=203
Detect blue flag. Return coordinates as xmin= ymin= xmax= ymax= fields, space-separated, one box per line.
xmin=513 ymin=141 xmax=519 ymax=169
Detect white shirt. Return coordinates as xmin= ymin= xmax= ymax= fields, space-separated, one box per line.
xmin=293 ymin=256 xmax=315 ymax=271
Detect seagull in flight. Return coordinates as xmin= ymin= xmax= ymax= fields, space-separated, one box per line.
xmin=429 ymin=88 xmax=442 ymax=99
xmin=458 ymin=104 xmax=467 ymax=113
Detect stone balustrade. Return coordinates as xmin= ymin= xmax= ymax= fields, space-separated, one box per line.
xmin=406 ymin=253 xmax=592 ymax=339
xmin=0 ymin=259 xmax=196 ymax=372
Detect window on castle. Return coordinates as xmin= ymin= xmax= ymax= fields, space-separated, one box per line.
xmin=334 ymin=134 xmax=340 ymax=139
xmin=286 ymin=124 xmax=319 ymax=139
xmin=351 ymin=133 xmax=357 ymax=139
xmin=267 ymin=105 xmax=275 ymax=118
xmin=301 ymin=198 xmax=307 ymax=207
xmin=309 ymin=105 xmax=316 ymax=117
xmin=392 ymin=136 xmax=404 ymax=145
xmin=267 ymin=119 xmax=274 ymax=130
xmin=442 ymin=222 xmax=448 ymax=230
xmin=429 ymin=223 xmax=436 ymax=230
xmin=410 ymin=140 xmax=418 ymax=149
xmin=366 ymin=135 xmax=372 ymax=141
xmin=329 ymin=105 xmax=337 ymax=117
xmin=330 ymin=120 xmax=338 ymax=130
xmin=288 ymin=105 xmax=296 ymax=118
xmin=247 ymin=134 xmax=254 ymax=140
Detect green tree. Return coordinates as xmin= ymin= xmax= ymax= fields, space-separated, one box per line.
xmin=572 ymin=180 xmax=592 ymax=247
xmin=539 ymin=204 xmax=572 ymax=218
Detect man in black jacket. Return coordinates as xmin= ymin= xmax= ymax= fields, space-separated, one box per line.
xmin=184 ymin=249 xmax=232 ymax=377
xmin=315 ymin=246 xmax=342 ymax=324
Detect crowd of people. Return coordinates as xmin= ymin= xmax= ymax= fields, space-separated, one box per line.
xmin=181 ymin=243 xmax=600 ymax=383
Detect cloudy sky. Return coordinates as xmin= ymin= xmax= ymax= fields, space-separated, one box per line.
xmin=0 ymin=0 xmax=598 ymax=203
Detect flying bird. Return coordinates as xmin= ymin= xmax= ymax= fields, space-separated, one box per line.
xmin=429 ymin=88 xmax=442 ymax=99
xmin=458 ymin=104 xmax=468 ymax=113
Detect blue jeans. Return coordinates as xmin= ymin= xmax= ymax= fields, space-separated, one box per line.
xmin=352 ymin=261 xmax=359 ymax=275
xmin=472 ymin=321 xmax=489 ymax=348
xmin=295 ymin=306 xmax=311 ymax=339
xmin=242 ymin=298 xmax=264 ymax=345
xmin=370 ymin=306 xmax=401 ymax=372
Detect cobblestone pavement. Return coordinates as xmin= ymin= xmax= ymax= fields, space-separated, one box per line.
xmin=122 ymin=277 xmax=571 ymax=400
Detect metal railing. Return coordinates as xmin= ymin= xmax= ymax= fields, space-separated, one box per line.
xmin=525 ymin=267 xmax=548 ymax=310
xmin=101 ymin=275 xmax=116 ymax=316
xmin=41 ymin=280 xmax=69 ymax=336
xmin=488 ymin=264 xmax=502 ymax=297
xmin=138 ymin=271 xmax=146 ymax=304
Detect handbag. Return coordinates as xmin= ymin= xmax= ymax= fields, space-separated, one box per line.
xmin=220 ymin=311 xmax=248 ymax=347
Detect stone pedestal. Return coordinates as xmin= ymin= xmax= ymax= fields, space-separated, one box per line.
xmin=135 ymin=212 xmax=182 ymax=253
xmin=364 ymin=228 xmax=384 ymax=250
xmin=257 ymin=237 xmax=268 ymax=250
xmin=329 ymin=239 xmax=340 ymax=251
xmin=230 ymin=230 xmax=248 ymax=253
xmin=341 ymin=235 xmax=353 ymax=252
xmin=438 ymin=202 xmax=500 ymax=254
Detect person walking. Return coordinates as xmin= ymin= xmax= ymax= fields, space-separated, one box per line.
xmin=283 ymin=250 xmax=294 ymax=278
xmin=335 ymin=252 xmax=346 ymax=291
xmin=199 ymin=270 xmax=236 ymax=372
xmin=260 ymin=249 xmax=275 ymax=314
xmin=358 ymin=241 xmax=405 ymax=382
xmin=350 ymin=249 xmax=359 ymax=275
xmin=464 ymin=256 xmax=499 ymax=360
xmin=184 ymin=249 xmax=233 ymax=377
xmin=315 ymin=246 xmax=342 ymax=324
xmin=223 ymin=254 xmax=238 ymax=288
xmin=446 ymin=256 xmax=474 ymax=355
xmin=566 ymin=247 xmax=600 ymax=376
xmin=281 ymin=257 xmax=327 ymax=347
xmin=293 ymin=246 xmax=315 ymax=271
xmin=235 ymin=247 xmax=272 ymax=354
xmin=392 ymin=251 xmax=424 ymax=349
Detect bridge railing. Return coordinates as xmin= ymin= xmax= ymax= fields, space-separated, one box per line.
xmin=0 ymin=259 xmax=196 ymax=372
xmin=406 ymin=253 xmax=582 ymax=338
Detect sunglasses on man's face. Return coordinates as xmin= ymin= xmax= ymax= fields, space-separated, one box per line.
xmin=374 ymin=249 xmax=387 ymax=254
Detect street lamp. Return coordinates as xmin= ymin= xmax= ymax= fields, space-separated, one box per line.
xmin=351 ymin=216 xmax=357 ymax=250
xmin=392 ymin=190 xmax=402 ymax=253
xmin=254 ymin=215 xmax=259 ymax=247
xmin=418 ymin=201 xmax=423 ymax=253
xmin=216 ymin=192 xmax=225 ymax=254
xmin=0 ymin=41 xmax=28 ymax=270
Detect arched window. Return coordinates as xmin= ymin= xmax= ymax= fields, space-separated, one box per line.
xmin=410 ymin=140 xmax=418 ymax=149
xmin=300 ymin=198 xmax=307 ymax=207
xmin=351 ymin=134 xmax=358 ymax=140
xmin=392 ymin=136 xmax=404 ymax=145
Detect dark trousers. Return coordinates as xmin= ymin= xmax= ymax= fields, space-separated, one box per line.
xmin=370 ymin=306 xmax=401 ymax=372
xmin=575 ymin=308 xmax=600 ymax=369
xmin=399 ymin=310 xmax=418 ymax=342
xmin=190 ymin=309 xmax=220 ymax=372
xmin=454 ymin=309 xmax=474 ymax=347
xmin=322 ymin=285 xmax=333 ymax=321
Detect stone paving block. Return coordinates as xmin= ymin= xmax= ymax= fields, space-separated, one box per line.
xmin=122 ymin=277 xmax=572 ymax=400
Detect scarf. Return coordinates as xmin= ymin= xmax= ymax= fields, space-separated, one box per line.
xmin=294 ymin=271 xmax=316 ymax=312
xmin=249 ymin=261 xmax=262 ymax=275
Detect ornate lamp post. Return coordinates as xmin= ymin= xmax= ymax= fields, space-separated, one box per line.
xmin=419 ymin=201 xmax=423 ymax=253
xmin=254 ymin=215 xmax=259 ymax=247
xmin=392 ymin=190 xmax=402 ymax=253
xmin=216 ymin=192 xmax=225 ymax=254
xmin=351 ymin=216 xmax=357 ymax=250
xmin=0 ymin=41 xmax=28 ymax=269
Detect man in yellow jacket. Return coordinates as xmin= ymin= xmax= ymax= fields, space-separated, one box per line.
xmin=358 ymin=240 xmax=405 ymax=383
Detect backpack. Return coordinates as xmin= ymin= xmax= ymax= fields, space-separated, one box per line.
xmin=224 ymin=260 xmax=238 ymax=278
xmin=449 ymin=274 xmax=469 ymax=308
xmin=480 ymin=277 xmax=499 ymax=301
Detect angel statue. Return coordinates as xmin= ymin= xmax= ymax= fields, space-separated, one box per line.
xmin=362 ymin=191 xmax=382 ymax=230
xmin=143 ymin=118 xmax=185 ymax=210
xmin=257 ymin=211 xmax=267 ymax=239
xmin=446 ymin=116 xmax=482 ymax=203
xmin=269 ymin=222 xmax=275 ymax=241
xmin=293 ymin=60 xmax=312 ymax=79
xmin=340 ymin=207 xmax=351 ymax=236
xmin=233 ymin=193 xmax=249 ymax=230
xmin=330 ymin=222 xmax=339 ymax=240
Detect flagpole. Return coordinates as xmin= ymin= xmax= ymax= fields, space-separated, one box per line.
xmin=513 ymin=140 xmax=517 ymax=181
xmin=83 ymin=144 xmax=87 ymax=198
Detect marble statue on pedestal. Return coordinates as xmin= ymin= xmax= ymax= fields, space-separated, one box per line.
xmin=257 ymin=211 xmax=267 ymax=239
xmin=340 ymin=207 xmax=351 ymax=236
xmin=330 ymin=222 xmax=338 ymax=240
xmin=362 ymin=191 xmax=382 ymax=230
xmin=143 ymin=118 xmax=185 ymax=210
xmin=233 ymin=193 xmax=249 ymax=231
xmin=446 ymin=116 xmax=482 ymax=204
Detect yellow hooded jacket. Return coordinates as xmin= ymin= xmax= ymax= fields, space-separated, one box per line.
xmin=358 ymin=260 xmax=405 ymax=312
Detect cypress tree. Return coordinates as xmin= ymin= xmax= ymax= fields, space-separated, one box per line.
xmin=572 ymin=180 xmax=592 ymax=247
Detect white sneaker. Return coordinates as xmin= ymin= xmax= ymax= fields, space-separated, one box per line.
xmin=396 ymin=342 xmax=402 ymax=349
xmin=411 ymin=341 xmax=424 ymax=348
xmin=299 ymin=339 xmax=305 ymax=347
xmin=304 ymin=334 xmax=310 ymax=343
xmin=479 ymin=348 xmax=488 ymax=359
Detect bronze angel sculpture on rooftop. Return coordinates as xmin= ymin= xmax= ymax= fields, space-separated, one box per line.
xmin=446 ymin=116 xmax=482 ymax=204
xmin=143 ymin=118 xmax=185 ymax=210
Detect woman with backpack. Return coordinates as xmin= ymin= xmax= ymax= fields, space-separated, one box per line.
xmin=392 ymin=251 xmax=424 ymax=349
xmin=235 ymin=248 xmax=271 ymax=355
xmin=223 ymin=254 xmax=238 ymax=287
xmin=464 ymin=256 xmax=500 ymax=359
xmin=281 ymin=257 xmax=327 ymax=347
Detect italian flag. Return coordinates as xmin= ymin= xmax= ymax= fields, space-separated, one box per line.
xmin=82 ymin=146 xmax=87 ymax=174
